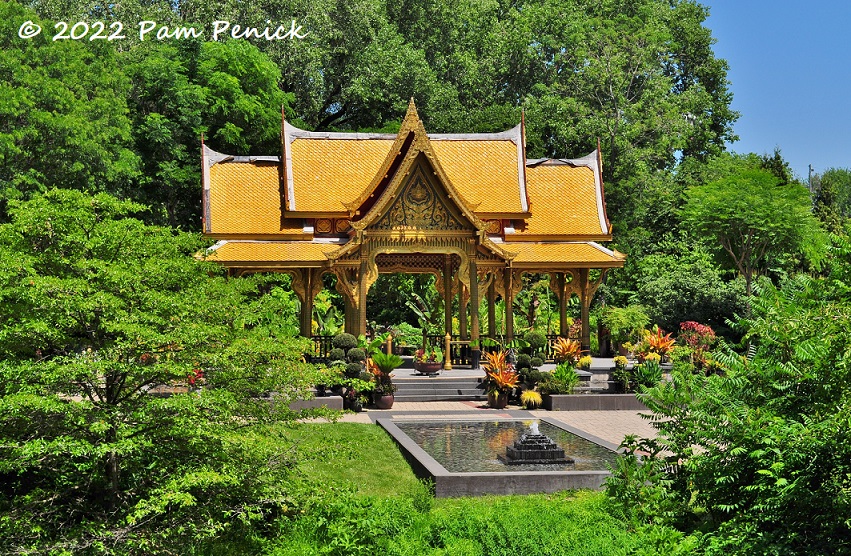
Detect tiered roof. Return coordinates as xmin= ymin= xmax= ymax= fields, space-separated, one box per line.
xmin=202 ymin=100 xmax=624 ymax=270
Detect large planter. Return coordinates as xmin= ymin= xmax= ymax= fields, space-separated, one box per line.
xmin=374 ymin=394 xmax=395 ymax=410
xmin=487 ymin=391 xmax=508 ymax=409
xmin=414 ymin=361 xmax=442 ymax=375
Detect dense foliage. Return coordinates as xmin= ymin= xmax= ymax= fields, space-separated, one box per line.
xmin=606 ymin=236 xmax=851 ymax=554
xmin=0 ymin=190 xmax=325 ymax=553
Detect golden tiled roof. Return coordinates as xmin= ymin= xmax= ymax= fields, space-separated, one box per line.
xmin=204 ymin=241 xmax=336 ymax=265
xmin=289 ymin=138 xmax=394 ymax=213
xmin=430 ymin=140 xmax=523 ymax=214
xmin=508 ymin=242 xmax=625 ymax=267
xmin=512 ymin=163 xmax=608 ymax=239
xmin=207 ymin=162 xmax=306 ymax=237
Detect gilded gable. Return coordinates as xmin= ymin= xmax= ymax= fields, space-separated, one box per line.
xmin=371 ymin=166 xmax=470 ymax=232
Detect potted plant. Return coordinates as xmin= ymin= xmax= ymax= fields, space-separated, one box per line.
xmin=482 ymin=350 xmax=519 ymax=409
xmin=369 ymin=352 xmax=403 ymax=409
xmin=414 ymin=346 xmax=443 ymax=375
xmin=341 ymin=376 xmax=373 ymax=412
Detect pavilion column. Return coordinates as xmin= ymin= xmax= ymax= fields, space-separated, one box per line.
xmin=292 ymin=268 xmax=323 ymax=338
xmin=443 ymin=255 xmax=453 ymax=335
xmin=343 ymin=296 xmax=356 ymax=335
xmin=469 ymin=259 xmax=480 ymax=346
xmin=487 ymin=279 xmax=496 ymax=338
xmin=357 ymin=259 xmax=369 ymax=337
xmin=503 ymin=267 xmax=514 ymax=342
xmin=578 ymin=268 xmax=591 ymax=352
xmin=557 ymin=273 xmax=569 ymax=337
xmin=459 ymin=285 xmax=469 ymax=340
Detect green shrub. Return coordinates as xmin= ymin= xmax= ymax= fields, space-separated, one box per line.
xmin=539 ymin=362 xmax=579 ymax=394
xmin=344 ymin=362 xmax=363 ymax=378
xmin=333 ymin=333 xmax=358 ymax=351
xmin=523 ymin=330 xmax=548 ymax=355
xmin=515 ymin=353 xmax=532 ymax=370
xmin=522 ymin=369 xmax=548 ymax=388
xmin=347 ymin=347 xmax=366 ymax=363
xmin=634 ymin=360 xmax=662 ymax=389
xmin=329 ymin=348 xmax=346 ymax=362
xmin=530 ymin=356 xmax=544 ymax=369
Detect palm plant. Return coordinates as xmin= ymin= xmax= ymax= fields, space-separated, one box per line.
xmin=369 ymin=352 xmax=403 ymax=396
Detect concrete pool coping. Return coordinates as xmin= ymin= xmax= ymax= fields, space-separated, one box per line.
xmin=377 ymin=416 xmax=622 ymax=497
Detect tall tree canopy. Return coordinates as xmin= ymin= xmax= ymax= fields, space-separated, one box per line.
xmin=682 ymin=167 xmax=827 ymax=297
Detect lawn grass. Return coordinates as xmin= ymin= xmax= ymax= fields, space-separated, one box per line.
xmin=280 ymin=422 xmax=422 ymax=496
xmin=258 ymin=422 xmax=682 ymax=556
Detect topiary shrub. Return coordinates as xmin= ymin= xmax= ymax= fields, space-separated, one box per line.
xmin=328 ymin=348 xmax=346 ymax=363
xmin=515 ymin=353 xmax=532 ymax=370
xmin=332 ymin=333 xmax=358 ymax=351
xmin=521 ymin=369 xmax=548 ymax=388
xmin=524 ymin=330 xmax=548 ymax=355
xmin=345 ymin=362 xmax=364 ymax=378
xmin=347 ymin=347 xmax=366 ymax=363
xmin=530 ymin=356 xmax=544 ymax=369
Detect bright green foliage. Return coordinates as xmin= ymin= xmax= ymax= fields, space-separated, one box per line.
xmin=607 ymin=250 xmax=851 ymax=553
xmin=123 ymin=39 xmax=292 ymax=227
xmin=633 ymin=243 xmax=747 ymax=334
xmin=813 ymin=167 xmax=851 ymax=232
xmin=0 ymin=2 xmax=139 ymax=212
xmin=0 ymin=190 xmax=324 ymax=553
xmin=683 ymin=167 xmax=828 ymax=297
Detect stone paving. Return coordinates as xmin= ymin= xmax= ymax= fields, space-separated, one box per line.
xmin=332 ymin=400 xmax=658 ymax=448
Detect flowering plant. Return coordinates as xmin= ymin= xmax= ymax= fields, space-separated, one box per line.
xmin=414 ymin=346 xmax=442 ymax=363
xmin=613 ymin=355 xmax=629 ymax=369
xmin=551 ymin=337 xmax=583 ymax=366
xmin=482 ymin=350 xmax=519 ymax=395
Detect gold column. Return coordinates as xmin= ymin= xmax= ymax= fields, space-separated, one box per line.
xmin=578 ymin=268 xmax=591 ymax=352
xmin=503 ymin=268 xmax=514 ymax=342
xmin=443 ymin=254 xmax=453 ymax=335
xmin=459 ymin=285 xmax=469 ymax=340
xmin=357 ymin=259 xmax=368 ymax=337
xmin=469 ymin=258 xmax=480 ymax=346
xmin=487 ymin=278 xmax=496 ymax=338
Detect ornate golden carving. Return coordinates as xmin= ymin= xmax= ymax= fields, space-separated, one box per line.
xmin=335 ymin=219 xmax=351 ymax=233
xmin=373 ymin=172 xmax=467 ymax=232
xmin=485 ymin=219 xmax=501 ymax=234
xmin=315 ymin=218 xmax=333 ymax=234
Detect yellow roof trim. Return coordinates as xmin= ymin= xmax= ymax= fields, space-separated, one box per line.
xmin=203 ymin=240 xmax=339 ymax=266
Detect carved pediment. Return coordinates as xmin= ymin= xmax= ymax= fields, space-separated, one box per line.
xmin=371 ymin=167 xmax=470 ymax=233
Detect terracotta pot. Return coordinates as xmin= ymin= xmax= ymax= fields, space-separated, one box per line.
xmin=414 ymin=361 xmax=442 ymax=375
xmin=374 ymin=394 xmax=395 ymax=410
xmin=487 ymin=391 xmax=508 ymax=409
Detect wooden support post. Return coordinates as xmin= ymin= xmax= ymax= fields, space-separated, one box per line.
xmin=469 ymin=259 xmax=480 ymax=346
xmin=443 ymin=254 xmax=453 ymax=336
xmin=459 ymin=286 xmax=468 ymax=340
xmin=578 ymin=268 xmax=591 ymax=352
xmin=487 ymin=278 xmax=496 ymax=338
xmin=559 ymin=273 xmax=569 ymax=337
xmin=444 ymin=333 xmax=452 ymax=370
xmin=504 ymin=268 xmax=514 ymax=342
xmin=357 ymin=260 xmax=368 ymax=338
xmin=386 ymin=335 xmax=392 ymax=356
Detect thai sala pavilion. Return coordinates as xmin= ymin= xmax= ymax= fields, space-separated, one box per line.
xmin=202 ymin=99 xmax=625 ymax=359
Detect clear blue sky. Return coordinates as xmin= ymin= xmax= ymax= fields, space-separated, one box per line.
xmin=704 ymin=1 xmax=851 ymax=181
